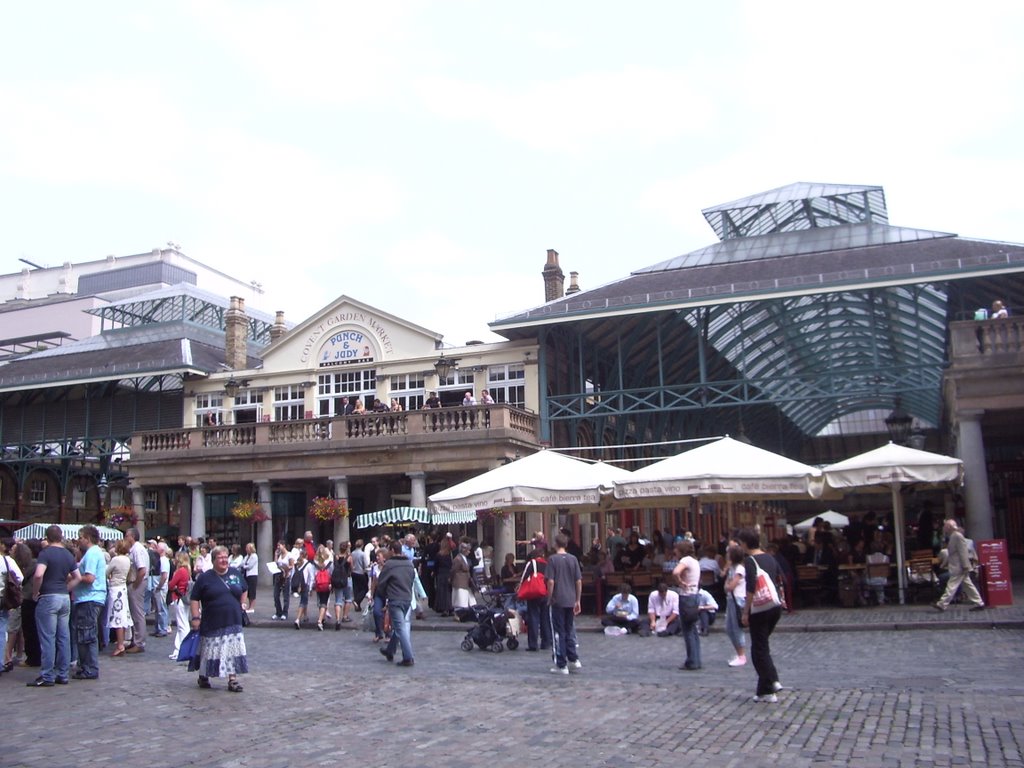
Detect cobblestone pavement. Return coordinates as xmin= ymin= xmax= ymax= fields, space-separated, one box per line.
xmin=6 ymin=617 xmax=1023 ymax=768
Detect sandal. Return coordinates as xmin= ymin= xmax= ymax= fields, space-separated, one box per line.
xmin=197 ymin=675 xmax=212 ymax=689
xmin=112 ymin=647 xmax=126 ymax=657
xmin=227 ymin=678 xmax=244 ymax=693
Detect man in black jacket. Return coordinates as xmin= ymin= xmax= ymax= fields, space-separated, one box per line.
xmin=376 ymin=541 xmax=415 ymax=666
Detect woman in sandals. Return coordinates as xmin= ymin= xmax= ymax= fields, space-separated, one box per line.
xmin=105 ymin=539 xmax=133 ymax=657
xmin=188 ymin=545 xmax=249 ymax=692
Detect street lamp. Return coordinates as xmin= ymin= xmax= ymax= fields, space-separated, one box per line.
xmin=434 ymin=355 xmax=458 ymax=381
xmin=884 ymin=397 xmax=913 ymax=446
xmin=224 ymin=377 xmax=242 ymax=398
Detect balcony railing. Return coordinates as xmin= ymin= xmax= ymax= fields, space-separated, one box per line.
xmin=949 ymin=318 xmax=1024 ymax=367
xmin=136 ymin=405 xmax=538 ymax=454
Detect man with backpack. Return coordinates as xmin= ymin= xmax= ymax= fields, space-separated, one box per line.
xmin=291 ymin=551 xmax=313 ymax=629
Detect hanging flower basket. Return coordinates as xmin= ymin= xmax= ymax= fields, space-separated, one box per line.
xmin=104 ymin=506 xmax=138 ymax=529
xmin=478 ymin=507 xmax=511 ymax=521
xmin=231 ymin=500 xmax=268 ymax=523
xmin=309 ymin=496 xmax=348 ymax=521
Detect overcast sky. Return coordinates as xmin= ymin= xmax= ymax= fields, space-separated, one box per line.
xmin=2 ymin=2 xmax=1022 ymax=343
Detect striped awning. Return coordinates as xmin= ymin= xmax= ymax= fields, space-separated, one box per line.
xmin=431 ymin=511 xmax=479 ymax=525
xmin=13 ymin=523 xmax=125 ymax=542
xmin=355 ymin=506 xmax=431 ymax=528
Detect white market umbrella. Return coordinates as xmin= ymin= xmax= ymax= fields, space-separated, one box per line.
xmin=613 ymin=436 xmax=824 ymax=505
xmin=428 ymin=450 xmax=632 ymax=515
xmin=793 ymin=510 xmax=850 ymax=531
xmin=823 ymin=442 xmax=963 ymax=604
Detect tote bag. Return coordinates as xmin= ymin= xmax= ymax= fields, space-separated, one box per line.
xmin=516 ymin=559 xmax=547 ymax=601
xmin=749 ymin=557 xmax=782 ymax=614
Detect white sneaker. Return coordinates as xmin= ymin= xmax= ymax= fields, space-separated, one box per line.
xmin=728 ymin=656 xmax=747 ymax=667
xmin=772 ymin=681 xmax=784 ymax=692
xmin=753 ymin=694 xmax=778 ymax=703
xmin=569 ymin=659 xmax=583 ymax=670
xmin=549 ymin=666 xmax=569 ymax=675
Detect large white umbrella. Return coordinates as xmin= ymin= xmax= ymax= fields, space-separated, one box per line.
xmin=793 ymin=510 xmax=850 ymax=531
xmin=613 ymin=436 xmax=824 ymax=505
xmin=428 ymin=450 xmax=631 ymax=515
xmin=822 ymin=442 xmax=963 ymax=604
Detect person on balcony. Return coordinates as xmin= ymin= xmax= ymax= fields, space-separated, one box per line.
xmin=462 ymin=391 xmax=476 ymax=406
xmin=352 ymin=398 xmax=366 ymax=414
xmin=991 ymin=299 xmax=1008 ymax=319
xmin=479 ymin=390 xmax=495 ymax=405
xmin=423 ymin=392 xmax=441 ymax=409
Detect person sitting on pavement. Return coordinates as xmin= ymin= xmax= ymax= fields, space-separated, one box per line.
xmin=601 ymin=583 xmax=643 ymax=635
xmin=697 ymin=587 xmax=719 ymax=637
xmin=647 ymin=581 xmax=680 ymax=637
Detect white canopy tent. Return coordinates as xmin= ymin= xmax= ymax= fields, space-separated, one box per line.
xmin=13 ymin=523 xmax=124 ymax=542
xmin=793 ymin=510 xmax=850 ymax=531
xmin=428 ymin=449 xmax=632 ymax=515
xmin=822 ymin=442 xmax=964 ymax=604
xmin=612 ymin=437 xmax=824 ymax=532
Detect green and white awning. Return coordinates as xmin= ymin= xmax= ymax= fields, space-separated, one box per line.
xmin=13 ymin=523 xmax=125 ymax=542
xmin=355 ymin=506 xmax=431 ymax=528
xmin=430 ymin=511 xmax=479 ymax=525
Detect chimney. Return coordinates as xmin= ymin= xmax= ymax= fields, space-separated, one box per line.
xmin=565 ymin=271 xmax=581 ymax=295
xmin=224 ymin=296 xmax=248 ymax=370
xmin=542 ymin=248 xmax=564 ymax=302
xmin=270 ymin=310 xmax=287 ymax=342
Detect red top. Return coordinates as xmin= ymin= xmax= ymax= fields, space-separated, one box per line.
xmin=168 ymin=566 xmax=190 ymax=601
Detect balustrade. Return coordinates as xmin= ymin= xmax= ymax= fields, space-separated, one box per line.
xmin=134 ymin=404 xmax=538 ymax=456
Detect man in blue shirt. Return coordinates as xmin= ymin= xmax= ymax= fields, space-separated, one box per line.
xmin=73 ymin=525 xmax=108 ymax=680
xmin=600 ymin=583 xmax=643 ymax=635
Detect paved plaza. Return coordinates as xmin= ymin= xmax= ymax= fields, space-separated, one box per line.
xmin=6 ymin=604 xmax=1024 ymax=768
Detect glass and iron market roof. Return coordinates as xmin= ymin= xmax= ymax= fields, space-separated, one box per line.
xmin=492 ymin=183 xmax=1024 ymax=437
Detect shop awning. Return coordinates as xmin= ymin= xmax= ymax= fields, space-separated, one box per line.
xmin=355 ymin=506 xmax=431 ymax=528
xmin=13 ymin=523 xmax=125 ymax=542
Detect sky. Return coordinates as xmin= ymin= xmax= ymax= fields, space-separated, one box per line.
xmin=2 ymin=2 xmax=1023 ymax=344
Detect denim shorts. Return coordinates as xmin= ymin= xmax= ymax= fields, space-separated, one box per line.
xmin=334 ymin=583 xmax=353 ymax=603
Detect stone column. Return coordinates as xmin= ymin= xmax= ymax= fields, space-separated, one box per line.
xmin=956 ymin=410 xmax=993 ymax=540
xmin=330 ymin=476 xmax=349 ymax=545
xmin=188 ymin=482 xmax=206 ymax=541
xmin=254 ymin=479 xmax=273 ymax=579
xmin=178 ymin=488 xmax=192 ymax=538
xmin=131 ymin=486 xmax=146 ymax=540
xmin=494 ymin=515 xmax=515 ymax=576
xmin=407 ymin=471 xmax=427 ymax=508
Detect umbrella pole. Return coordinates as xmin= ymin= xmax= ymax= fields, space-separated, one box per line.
xmin=892 ymin=483 xmax=907 ymax=605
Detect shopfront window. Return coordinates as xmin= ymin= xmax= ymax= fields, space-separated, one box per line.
xmin=274 ymin=385 xmax=306 ymax=421
xmin=488 ymin=364 xmax=526 ymax=408
xmin=389 ymin=373 xmax=425 ymax=411
xmin=196 ymin=394 xmax=225 ymax=426
xmin=317 ymin=370 xmax=376 ymax=416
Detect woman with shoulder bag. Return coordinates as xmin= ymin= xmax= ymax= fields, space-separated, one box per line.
xmin=168 ymin=551 xmax=192 ymax=660
xmin=738 ymin=528 xmax=784 ymax=703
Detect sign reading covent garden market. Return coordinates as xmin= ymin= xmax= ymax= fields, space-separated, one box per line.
xmin=299 ymin=311 xmax=396 ymax=366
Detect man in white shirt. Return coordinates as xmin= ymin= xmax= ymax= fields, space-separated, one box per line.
xmin=600 ymin=583 xmax=642 ymax=635
xmin=124 ymin=528 xmax=149 ymax=653
xmin=647 ymin=582 xmax=680 ymax=637
xmin=153 ymin=544 xmax=171 ymax=637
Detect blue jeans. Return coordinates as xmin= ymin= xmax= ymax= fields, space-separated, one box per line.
xmin=385 ymin=601 xmax=413 ymax=661
xmin=679 ymin=594 xmax=701 ymax=669
xmin=36 ymin=593 xmax=71 ymax=683
xmin=0 ymin=609 xmax=8 ymax=650
xmin=154 ymin=587 xmax=168 ymax=634
xmin=74 ymin=601 xmax=103 ymax=678
xmin=526 ymin=598 xmax=552 ymax=650
xmin=549 ymin=605 xmax=578 ymax=669
xmin=725 ymin=595 xmax=746 ymax=652
xmin=372 ymin=594 xmax=387 ymax=639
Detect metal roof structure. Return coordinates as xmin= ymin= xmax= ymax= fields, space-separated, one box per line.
xmin=492 ymin=183 xmax=1024 ymax=453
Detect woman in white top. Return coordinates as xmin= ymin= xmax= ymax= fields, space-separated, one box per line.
xmin=105 ymin=539 xmax=133 ymax=656
xmin=241 ymin=543 xmax=259 ymax=614
xmin=723 ymin=544 xmax=747 ymax=667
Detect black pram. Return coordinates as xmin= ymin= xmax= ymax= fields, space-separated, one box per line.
xmin=455 ymin=587 xmax=520 ymax=652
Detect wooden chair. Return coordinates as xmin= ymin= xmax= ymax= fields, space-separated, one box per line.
xmin=864 ymin=562 xmax=894 ymax=604
xmin=580 ymin=571 xmax=599 ymax=615
xmin=631 ymin=571 xmax=654 ymax=602
xmin=796 ymin=564 xmax=823 ymax=608
xmin=905 ymin=558 xmax=938 ymax=604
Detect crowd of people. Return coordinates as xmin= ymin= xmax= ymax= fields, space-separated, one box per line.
xmin=0 ymin=512 xmax=985 ymax=701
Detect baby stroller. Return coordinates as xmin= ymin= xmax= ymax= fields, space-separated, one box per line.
xmin=455 ymin=586 xmax=520 ymax=652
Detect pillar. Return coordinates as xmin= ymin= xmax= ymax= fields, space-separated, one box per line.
xmin=956 ymin=410 xmax=993 ymax=540
xmin=407 ymin=471 xmax=427 ymax=508
xmin=131 ymin=486 xmax=146 ymax=540
xmin=330 ymin=476 xmax=349 ymax=545
xmin=189 ymin=482 xmax=206 ymax=541
xmin=178 ymin=488 xmax=192 ymax=538
xmin=494 ymin=515 xmax=515 ymax=575
xmin=254 ymin=479 xmax=273 ymax=579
